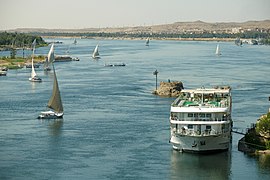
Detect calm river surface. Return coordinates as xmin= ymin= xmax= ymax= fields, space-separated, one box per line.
xmin=0 ymin=39 xmax=270 ymax=179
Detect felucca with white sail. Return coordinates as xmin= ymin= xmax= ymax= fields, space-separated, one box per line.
xmin=38 ymin=63 xmax=64 ymax=119
xmin=44 ymin=44 xmax=55 ymax=71
xmin=92 ymin=44 xmax=100 ymax=59
xmin=215 ymin=44 xmax=221 ymax=56
xmin=29 ymin=39 xmax=42 ymax=82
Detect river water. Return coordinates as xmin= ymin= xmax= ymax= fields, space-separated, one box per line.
xmin=0 ymin=38 xmax=270 ymax=179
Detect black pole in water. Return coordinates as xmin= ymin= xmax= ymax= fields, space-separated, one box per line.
xmin=153 ymin=69 xmax=158 ymax=91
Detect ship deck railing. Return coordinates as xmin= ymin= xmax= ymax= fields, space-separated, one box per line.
xmin=170 ymin=117 xmax=229 ymax=122
xmin=172 ymin=99 xmax=229 ymax=108
xmin=172 ymin=128 xmax=229 ymax=136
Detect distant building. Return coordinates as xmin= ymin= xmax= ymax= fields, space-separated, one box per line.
xmin=232 ymin=27 xmax=243 ymax=34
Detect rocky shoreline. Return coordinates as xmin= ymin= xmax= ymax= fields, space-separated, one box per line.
xmin=238 ymin=136 xmax=270 ymax=155
xmin=238 ymin=126 xmax=270 ymax=155
xmin=153 ymin=81 xmax=184 ymax=97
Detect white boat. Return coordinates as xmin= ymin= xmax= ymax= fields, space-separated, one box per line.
xmin=0 ymin=69 xmax=7 ymax=76
xmin=44 ymin=44 xmax=55 ymax=71
xmin=0 ymin=67 xmax=8 ymax=76
xmin=29 ymin=58 xmax=42 ymax=82
xmin=145 ymin=37 xmax=150 ymax=46
xmin=104 ymin=62 xmax=126 ymax=67
xmin=169 ymin=86 xmax=232 ymax=153
xmin=29 ymin=39 xmax=42 ymax=82
xmin=73 ymin=39 xmax=77 ymax=45
xmin=92 ymin=44 xmax=100 ymax=59
xmin=38 ymin=64 xmax=63 ymax=119
xmin=215 ymin=44 xmax=221 ymax=56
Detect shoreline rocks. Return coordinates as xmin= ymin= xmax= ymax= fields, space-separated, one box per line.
xmin=238 ymin=136 xmax=270 ymax=155
xmin=238 ymin=127 xmax=270 ymax=155
xmin=153 ymin=81 xmax=184 ymax=97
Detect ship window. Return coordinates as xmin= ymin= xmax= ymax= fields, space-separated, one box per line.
xmin=188 ymin=124 xmax=193 ymax=129
xmin=206 ymin=125 xmax=211 ymax=130
xmin=206 ymin=113 xmax=211 ymax=118
xmin=199 ymin=113 xmax=205 ymax=118
xmin=188 ymin=113 xmax=193 ymax=117
xmin=194 ymin=113 xmax=198 ymax=117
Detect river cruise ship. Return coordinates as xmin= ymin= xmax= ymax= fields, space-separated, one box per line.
xmin=169 ymin=86 xmax=232 ymax=153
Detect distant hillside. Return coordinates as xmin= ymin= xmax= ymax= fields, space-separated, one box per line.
xmin=3 ymin=20 xmax=270 ymax=34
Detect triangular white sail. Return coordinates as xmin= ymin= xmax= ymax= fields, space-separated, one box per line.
xmin=44 ymin=44 xmax=55 ymax=70
xmin=92 ymin=44 xmax=100 ymax=58
xmin=31 ymin=58 xmax=37 ymax=78
xmin=32 ymin=39 xmax=36 ymax=54
xmin=215 ymin=44 xmax=221 ymax=56
xmin=29 ymin=39 xmax=41 ymax=82
xmin=48 ymin=44 xmax=55 ymax=63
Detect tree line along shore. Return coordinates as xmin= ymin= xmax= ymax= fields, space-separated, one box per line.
xmin=0 ymin=30 xmax=269 ymax=68
xmin=39 ymin=31 xmax=270 ymax=44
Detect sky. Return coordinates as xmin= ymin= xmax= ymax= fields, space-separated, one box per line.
xmin=0 ymin=0 xmax=270 ymax=30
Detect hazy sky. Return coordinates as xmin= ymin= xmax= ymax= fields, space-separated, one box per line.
xmin=0 ymin=0 xmax=270 ymax=30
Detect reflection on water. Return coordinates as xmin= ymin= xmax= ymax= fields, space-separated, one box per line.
xmin=170 ymin=150 xmax=231 ymax=180
xmin=31 ymin=81 xmax=36 ymax=91
xmin=43 ymin=70 xmax=54 ymax=77
xmin=40 ymin=119 xmax=63 ymax=136
xmin=257 ymin=154 xmax=270 ymax=171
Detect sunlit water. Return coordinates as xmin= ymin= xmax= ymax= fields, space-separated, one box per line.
xmin=0 ymin=39 xmax=270 ymax=179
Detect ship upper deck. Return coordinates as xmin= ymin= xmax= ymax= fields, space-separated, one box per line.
xmin=171 ymin=86 xmax=231 ymax=109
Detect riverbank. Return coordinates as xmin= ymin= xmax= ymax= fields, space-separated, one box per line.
xmin=0 ymin=55 xmax=75 ymax=69
xmin=0 ymin=56 xmax=44 ymax=69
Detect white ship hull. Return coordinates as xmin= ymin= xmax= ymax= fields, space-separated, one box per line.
xmin=170 ymin=131 xmax=231 ymax=153
xmin=38 ymin=110 xmax=63 ymax=119
xmin=169 ymin=86 xmax=232 ymax=153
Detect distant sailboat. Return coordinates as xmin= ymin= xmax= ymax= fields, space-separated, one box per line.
xmin=44 ymin=44 xmax=55 ymax=71
xmin=29 ymin=58 xmax=42 ymax=82
xmin=92 ymin=44 xmax=100 ymax=59
xmin=215 ymin=44 xmax=221 ymax=56
xmin=29 ymin=39 xmax=42 ymax=82
xmin=38 ymin=63 xmax=63 ymax=119
xmin=65 ymin=45 xmax=70 ymax=55
xmin=145 ymin=37 xmax=150 ymax=46
xmin=73 ymin=39 xmax=77 ymax=45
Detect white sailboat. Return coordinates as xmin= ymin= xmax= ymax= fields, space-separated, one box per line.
xmin=215 ymin=44 xmax=221 ymax=56
xmin=73 ymin=39 xmax=77 ymax=45
xmin=38 ymin=63 xmax=64 ymax=119
xmin=44 ymin=44 xmax=55 ymax=71
xmin=29 ymin=58 xmax=42 ymax=82
xmin=92 ymin=44 xmax=100 ymax=59
xmin=145 ymin=37 xmax=150 ymax=46
xmin=29 ymin=39 xmax=42 ymax=82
